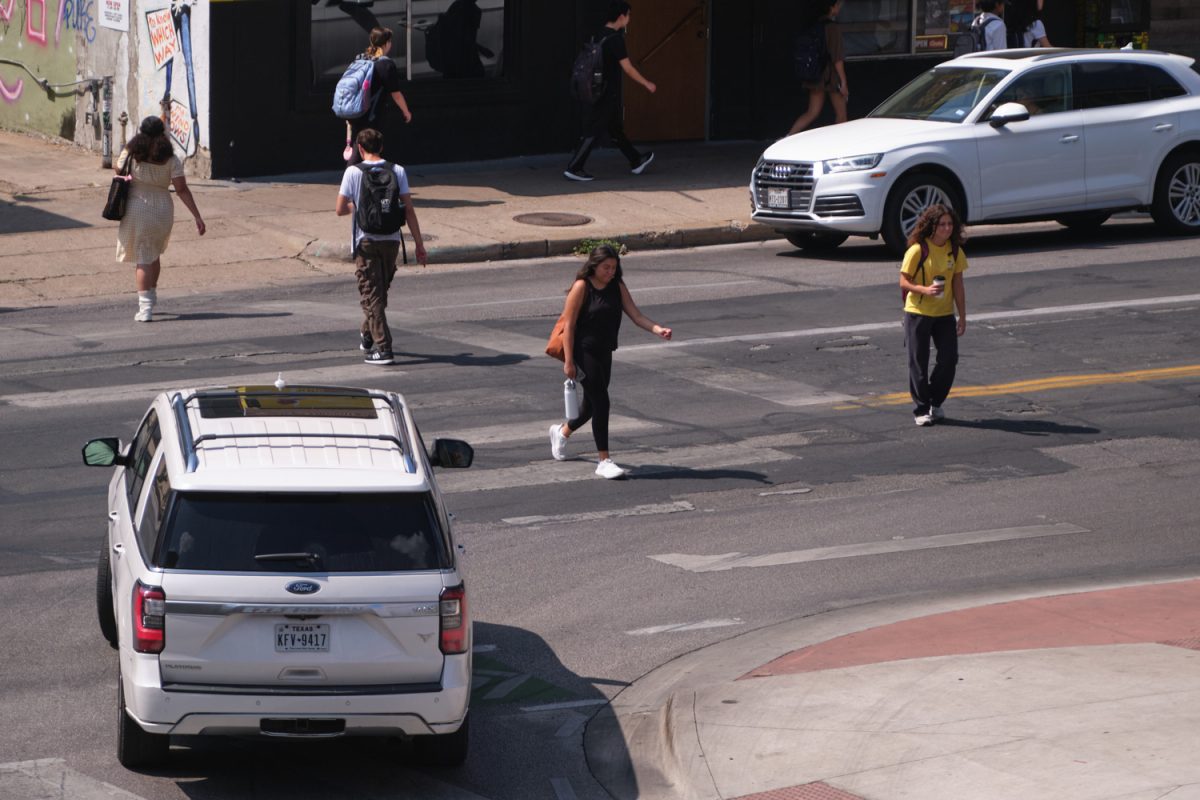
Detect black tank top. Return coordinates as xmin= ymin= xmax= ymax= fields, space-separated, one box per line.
xmin=574 ymin=278 xmax=623 ymax=352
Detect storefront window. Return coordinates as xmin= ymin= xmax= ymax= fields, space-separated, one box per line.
xmin=840 ymin=0 xmax=911 ymax=56
xmin=311 ymin=0 xmax=505 ymax=86
xmin=913 ymin=0 xmax=972 ymax=53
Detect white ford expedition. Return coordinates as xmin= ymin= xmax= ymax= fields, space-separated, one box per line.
xmin=82 ymin=383 xmax=475 ymax=768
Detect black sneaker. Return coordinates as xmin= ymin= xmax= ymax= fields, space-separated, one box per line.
xmin=631 ymin=152 xmax=655 ymax=175
xmin=359 ymin=332 xmax=373 ymax=352
xmin=563 ymin=169 xmax=594 ymax=182
xmin=364 ymin=349 xmax=394 ymax=366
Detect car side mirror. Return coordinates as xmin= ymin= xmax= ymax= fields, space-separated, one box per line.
xmin=989 ymin=102 xmax=1031 ymax=127
xmin=429 ymin=438 xmax=474 ymax=469
xmin=82 ymin=437 xmax=128 ymax=467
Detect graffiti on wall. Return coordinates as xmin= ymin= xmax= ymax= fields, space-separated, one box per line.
xmin=144 ymin=1 xmax=199 ymax=155
xmin=0 ymin=0 xmax=80 ymax=104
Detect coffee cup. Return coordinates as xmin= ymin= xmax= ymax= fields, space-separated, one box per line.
xmin=932 ymin=276 xmax=945 ymax=295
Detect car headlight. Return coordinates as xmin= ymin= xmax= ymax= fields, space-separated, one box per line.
xmin=822 ymin=154 xmax=883 ymax=174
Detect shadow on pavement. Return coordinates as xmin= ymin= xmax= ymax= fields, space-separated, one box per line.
xmin=168 ymin=312 xmax=293 ymax=322
xmin=393 ymin=350 xmax=529 ymax=368
xmin=938 ymin=418 xmax=1101 ymax=436
xmin=0 ymin=198 xmax=92 ymax=235
xmin=630 ymin=465 xmax=772 ymax=484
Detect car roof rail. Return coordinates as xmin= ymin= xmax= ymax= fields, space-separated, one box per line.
xmin=172 ymin=387 xmax=417 ymax=474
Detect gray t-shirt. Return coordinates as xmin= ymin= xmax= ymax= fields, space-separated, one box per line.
xmin=338 ymin=159 xmax=411 ymax=250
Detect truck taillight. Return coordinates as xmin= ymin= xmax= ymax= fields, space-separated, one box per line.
xmin=439 ymin=584 xmax=467 ymax=655
xmin=133 ymin=582 xmax=165 ymax=654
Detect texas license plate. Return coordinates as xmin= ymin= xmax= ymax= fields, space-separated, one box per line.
xmin=767 ymin=188 xmax=790 ymax=209
xmin=275 ymin=623 xmax=329 ymax=652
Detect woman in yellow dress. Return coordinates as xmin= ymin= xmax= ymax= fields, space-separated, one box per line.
xmin=115 ymin=116 xmax=206 ymax=322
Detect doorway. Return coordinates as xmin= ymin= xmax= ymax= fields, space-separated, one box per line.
xmin=622 ymin=0 xmax=709 ymax=142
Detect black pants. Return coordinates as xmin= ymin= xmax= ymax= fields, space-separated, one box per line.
xmin=566 ymin=99 xmax=642 ymax=173
xmin=904 ymin=312 xmax=958 ymax=415
xmin=567 ymin=346 xmax=613 ymax=452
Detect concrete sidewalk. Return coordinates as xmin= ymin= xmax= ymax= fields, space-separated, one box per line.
xmin=586 ymin=575 xmax=1200 ymax=800
xmin=0 ymin=129 xmax=778 ymax=309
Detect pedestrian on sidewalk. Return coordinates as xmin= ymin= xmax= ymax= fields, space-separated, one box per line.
xmin=899 ymin=203 xmax=968 ymax=426
xmin=548 ymin=244 xmax=672 ymax=479
xmin=115 ymin=116 xmax=206 ymax=323
xmin=564 ymin=1 xmax=657 ymax=182
xmin=335 ymin=128 xmax=428 ymax=366
xmin=787 ymin=0 xmax=848 ymax=136
xmin=347 ymin=27 xmax=414 ymax=167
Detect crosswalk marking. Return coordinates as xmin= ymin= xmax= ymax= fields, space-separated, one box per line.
xmin=502 ymin=501 xmax=695 ymax=526
xmin=626 ymin=618 xmax=744 ymax=636
xmin=0 ymin=759 xmax=147 ymax=800
xmin=455 ymin=415 xmax=661 ymax=446
xmin=650 ymin=523 xmax=1091 ymax=573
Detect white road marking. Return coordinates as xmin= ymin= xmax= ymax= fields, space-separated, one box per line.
xmin=502 ymin=501 xmax=695 ymax=526
xmin=550 ymin=777 xmax=579 ymax=800
xmin=620 ymin=294 xmax=1200 ymax=353
xmin=483 ymin=673 xmax=533 ymax=700
xmin=758 ymin=487 xmax=813 ymax=496
xmin=438 ymin=434 xmax=805 ymax=494
xmin=456 ymin=415 xmax=661 ymax=446
xmin=471 ymin=644 xmax=498 ymax=653
xmin=0 ymin=759 xmax=148 ymax=800
xmin=412 ymin=279 xmax=762 ymax=312
xmin=626 ymin=618 xmax=744 ymax=636
xmin=520 ymin=699 xmax=608 ymax=713
xmin=650 ymin=523 xmax=1091 ymax=573
xmin=554 ymin=711 xmax=590 ymax=739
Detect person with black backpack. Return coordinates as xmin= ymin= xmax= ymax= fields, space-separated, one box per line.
xmin=564 ymin=1 xmax=657 ymax=182
xmin=335 ymin=128 xmax=427 ymax=366
xmin=787 ymin=0 xmax=848 ymax=136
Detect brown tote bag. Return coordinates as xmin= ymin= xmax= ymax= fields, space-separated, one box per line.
xmin=545 ymin=312 xmax=568 ymax=361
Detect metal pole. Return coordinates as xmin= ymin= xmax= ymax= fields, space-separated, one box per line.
xmin=101 ymin=77 xmax=113 ymax=168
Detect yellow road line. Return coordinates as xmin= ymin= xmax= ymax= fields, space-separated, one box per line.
xmin=843 ymin=364 xmax=1200 ymax=408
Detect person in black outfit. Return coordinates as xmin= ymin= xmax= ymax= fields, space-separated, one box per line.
xmin=347 ymin=27 xmax=413 ymax=167
xmin=564 ymin=1 xmax=657 ymax=182
xmin=548 ymin=244 xmax=673 ymax=479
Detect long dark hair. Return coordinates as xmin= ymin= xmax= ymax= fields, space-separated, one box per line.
xmin=802 ymin=0 xmax=839 ymax=29
xmin=1006 ymin=0 xmax=1041 ymax=38
xmin=126 ymin=116 xmax=173 ymax=164
xmin=906 ymin=203 xmax=964 ymax=251
xmin=572 ymin=244 xmax=623 ymax=288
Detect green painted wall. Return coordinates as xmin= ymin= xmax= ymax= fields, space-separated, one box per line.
xmin=1 ymin=0 xmax=89 ymax=139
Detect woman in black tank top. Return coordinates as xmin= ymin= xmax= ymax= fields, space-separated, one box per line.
xmin=548 ymin=245 xmax=674 ymax=479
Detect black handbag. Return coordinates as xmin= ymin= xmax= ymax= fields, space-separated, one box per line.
xmin=102 ymin=156 xmax=132 ymax=221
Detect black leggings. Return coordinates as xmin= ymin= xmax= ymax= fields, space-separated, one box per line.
xmin=567 ymin=346 xmax=614 ymax=452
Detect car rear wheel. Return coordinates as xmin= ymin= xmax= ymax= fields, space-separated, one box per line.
xmin=414 ymin=713 xmax=469 ymax=767
xmin=882 ymin=173 xmax=959 ymax=256
xmin=96 ymin=545 xmax=117 ymax=649
xmin=117 ymin=678 xmax=169 ymax=768
xmin=784 ymin=232 xmax=850 ymax=252
xmin=1055 ymin=212 xmax=1111 ymax=231
xmin=1151 ymin=151 xmax=1200 ymax=235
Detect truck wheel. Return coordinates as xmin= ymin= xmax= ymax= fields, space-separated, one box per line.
xmin=882 ymin=173 xmax=959 ymax=256
xmin=784 ymin=232 xmax=849 ymax=251
xmin=1151 ymin=151 xmax=1200 ymax=235
xmin=117 ymin=678 xmax=169 ymax=768
xmin=414 ymin=713 xmax=469 ymax=768
xmin=96 ymin=545 xmax=117 ymax=649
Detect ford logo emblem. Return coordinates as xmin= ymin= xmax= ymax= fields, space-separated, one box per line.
xmin=286 ymin=581 xmax=321 ymax=595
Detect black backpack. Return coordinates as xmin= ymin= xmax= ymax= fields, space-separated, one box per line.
xmin=953 ymin=15 xmax=999 ymax=56
xmin=793 ymin=22 xmax=828 ymax=83
xmin=570 ymin=31 xmax=614 ymax=104
xmin=355 ymin=162 xmax=406 ymax=236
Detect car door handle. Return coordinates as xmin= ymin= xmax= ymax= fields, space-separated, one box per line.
xmin=1153 ymin=123 xmax=1173 ymax=132
xmin=112 ymin=543 xmax=125 ymax=556
xmin=1059 ymin=134 xmax=1079 ymax=143
xmin=108 ymin=511 xmax=120 ymax=522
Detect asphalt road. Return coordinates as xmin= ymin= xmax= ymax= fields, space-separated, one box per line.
xmin=2 ymin=220 xmax=1199 ymax=800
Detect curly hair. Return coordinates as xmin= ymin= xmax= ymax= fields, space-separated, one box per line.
xmin=906 ymin=203 xmax=964 ymax=251
xmin=572 ymin=244 xmax=623 ymax=287
xmin=126 ymin=116 xmax=174 ymax=165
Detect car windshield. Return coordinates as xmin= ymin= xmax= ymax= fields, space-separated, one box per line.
xmin=870 ymin=67 xmax=1009 ymax=122
xmin=157 ymin=492 xmax=448 ymax=572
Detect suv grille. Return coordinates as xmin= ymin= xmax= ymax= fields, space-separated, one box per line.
xmin=813 ymin=194 xmax=865 ymax=217
xmin=753 ymin=161 xmax=815 ymax=212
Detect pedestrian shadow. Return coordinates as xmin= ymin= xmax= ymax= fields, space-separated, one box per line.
xmin=628 ymin=464 xmax=772 ymax=483
xmin=165 ymin=312 xmax=293 ymax=322
xmin=937 ymin=418 xmax=1100 ymax=436
xmin=0 ymin=198 xmax=91 ymax=234
xmin=393 ymin=350 xmax=528 ymax=367
xmin=411 ymin=198 xmax=506 ymax=209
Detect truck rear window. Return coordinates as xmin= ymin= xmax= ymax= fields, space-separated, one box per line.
xmin=157 ymin=492 xmax=448 ymax=572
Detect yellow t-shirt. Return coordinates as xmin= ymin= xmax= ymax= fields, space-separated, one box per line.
xmin=901 ymin=239 xmax=968 ymax=317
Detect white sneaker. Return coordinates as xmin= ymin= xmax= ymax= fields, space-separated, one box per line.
xmin=914 ymin=413 xmax=934 ymax=427
xmin=549 ymin=424 xmax=568 ymax=461
xmin=133 ymin=308 xmax=153 ymax=323
xmin=931 ymin=406 xmax=945 ymax=421
xmin=595 ymin=458 xmax=627 ymax=479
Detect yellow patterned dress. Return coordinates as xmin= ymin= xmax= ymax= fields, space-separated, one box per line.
xmin=115 ymin=150 xmax=184 ymax=264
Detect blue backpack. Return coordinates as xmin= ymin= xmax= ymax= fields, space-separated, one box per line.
xmin=332 ymin=57 xmax=380 ymax=120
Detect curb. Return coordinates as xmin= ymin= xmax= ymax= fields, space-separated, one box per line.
xmin=300 ymin=222 xmax=785 ymax=264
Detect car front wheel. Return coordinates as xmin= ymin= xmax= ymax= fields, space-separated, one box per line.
xmin=882 ymin=173 xmax=959 ymax=256
xmin=1151 ymin=151 xmax=1200 ymax=235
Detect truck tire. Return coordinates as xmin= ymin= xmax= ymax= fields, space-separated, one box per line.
xmin=414 ymin=713 xmax=469 ymax=768
xmin=97 ymin=545 xmax=117 ymax=649
xmin=117 ymin=678 xmax=169 ymax=768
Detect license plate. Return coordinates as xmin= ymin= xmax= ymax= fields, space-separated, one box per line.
xmin=275 ymin=623 xmax=329 ymax=652
xmin=767 ymin=188 xmax=790 ymax=209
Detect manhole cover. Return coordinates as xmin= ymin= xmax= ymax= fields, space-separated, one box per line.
xmin=512 ymin=212 xmax=593 ymax=227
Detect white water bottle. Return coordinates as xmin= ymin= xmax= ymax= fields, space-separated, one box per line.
xmin=564 ymin=379 xmax=581 ymax=420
